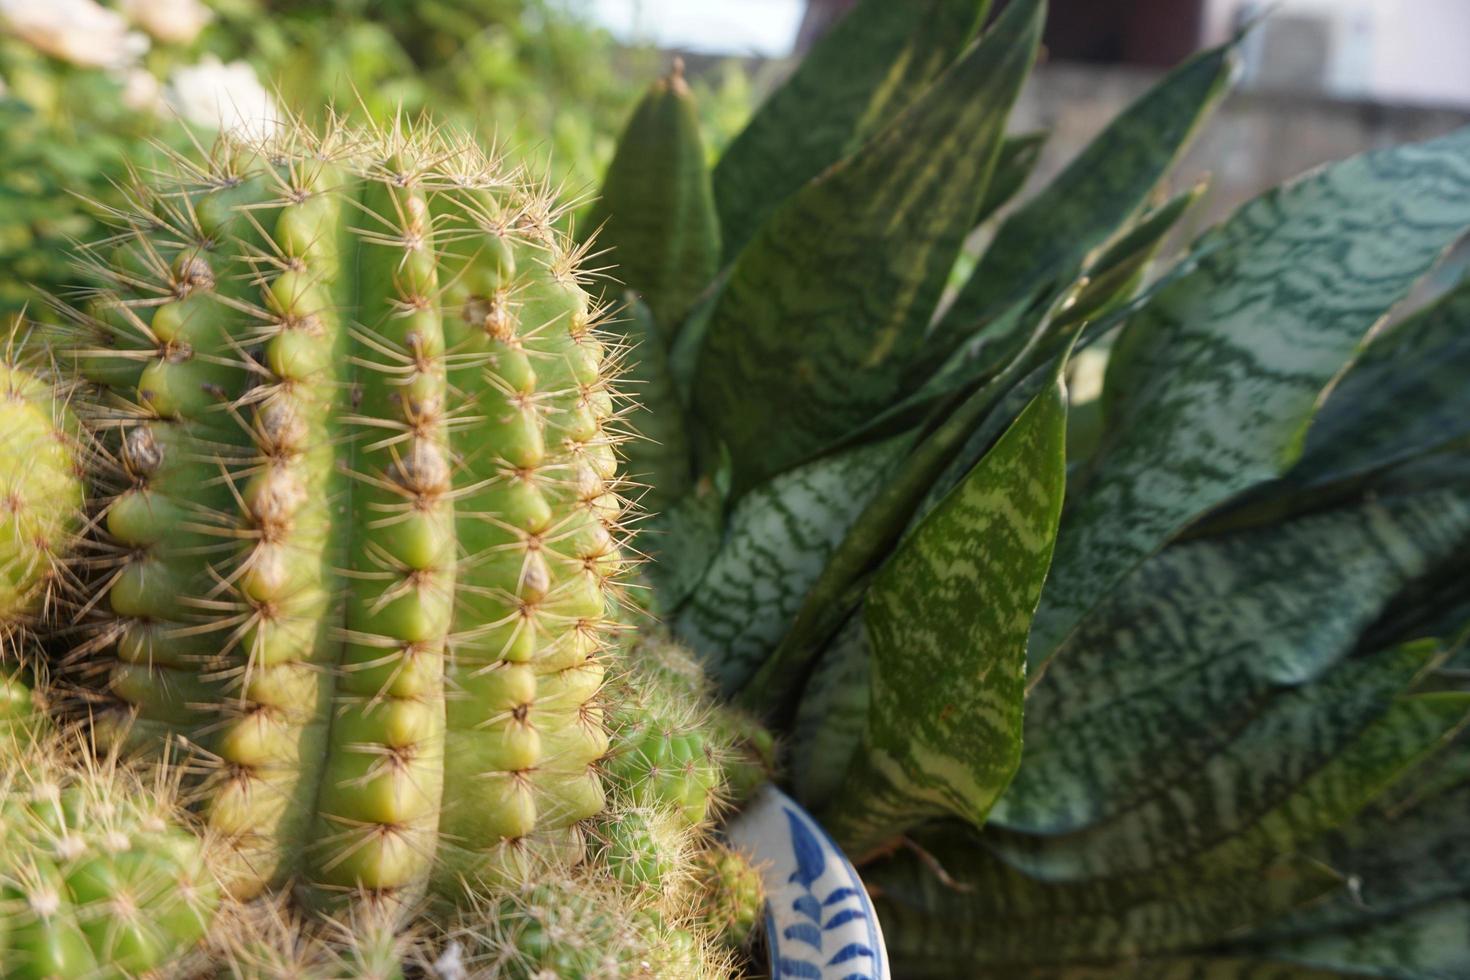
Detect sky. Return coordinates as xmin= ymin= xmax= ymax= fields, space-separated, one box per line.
xmin=585 ymin=0 xmax=805 ymax=57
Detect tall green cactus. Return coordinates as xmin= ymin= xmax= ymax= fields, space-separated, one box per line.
xmin=69 ymin=116 xmax=628 ymax=906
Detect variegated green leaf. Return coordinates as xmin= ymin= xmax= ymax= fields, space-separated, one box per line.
xmin=993 ymin=492 xmax=1470 ymax=834
xmin=1251 ymin=776 xmax=1470 ymax=939
xmin=869 ymin=692 xmax=1469 ymax=973
xmin=1255 ymin=895 xmax=1470 ymax=979
xmin=1301 ymin=276 xmax=1470 ymax=478
xmin=695 ymin=0 xmax=1044 ymax=490
xmin=855 ymin=273 xmax=1080 ymax=449
xmin=872 ymin=830 xmax=1339 ymax=972
xmin=674 ymin=437 xmax=911 ymax=694
xmin=921 ymin=40 xmax=1236 ymax=373
xmin=1057 ymin=180 xmax=1208 ymax=330
xmin=976 ymin=130 xmax=1048 ymax=227
xmin=790 ymin=613 xmax=871 ymax=806
xmin=712 ymin=0 xmax=991 ymax=258
xmin=988 ymin=664 xmax=1469 ymax=882
xmin=639 ymin=482 xmax=725 ymax=615
xmin=612 ymin=296 xmax=693 ymax=516
xmin=1032 ymin=124 xmax=1470 ymax=663
xmin=994 ymin=961 xmax=1345 ymax=980
xmin=822 ymin=377 xmax=1066 ymax=851
xmin=736 ymin=336 xmax=1075 ymax=719
xmin=587 ymin=65 xmax=720 ymax=332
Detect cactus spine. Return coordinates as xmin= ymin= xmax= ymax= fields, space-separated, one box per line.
xmin=72 ymin=116 xmax=627 ymax=906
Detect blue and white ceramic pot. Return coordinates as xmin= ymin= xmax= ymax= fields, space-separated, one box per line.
xmin=723 ymin=785 xmax=890 ymax=980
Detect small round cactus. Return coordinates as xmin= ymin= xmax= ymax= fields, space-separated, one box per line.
xmin=604 ymin=633 xmax=778 ymax=827
xmin=592 ymin=803 xmax=695 ymax=899
xmin=0 ymin=334 xmax=84 ymax=659
xmin=63 ymin=114 xmax=630 ymax=906
xmin=441 ymin=870 xmax=736 ymax=979
xmin=212 ymin=895 xmax=418 ymax=980
xmin=0 ymin=728 xmax=221 ymax=976
xmin=692 ymin=844 xmax=764 ymax=951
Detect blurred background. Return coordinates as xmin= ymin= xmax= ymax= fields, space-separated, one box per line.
xmin=2 ymin=0 xmax=1467 ymax=311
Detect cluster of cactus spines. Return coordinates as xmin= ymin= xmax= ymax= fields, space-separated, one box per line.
xmin=592 ymin=803 xmax=696 ymax=897
xmin=0 ymin=335 xmax=84 ymax=660
xmin=691 ymin=844 xmax=764 ymax=953
xmin=62 ymin=112 xmax=631 ymax=905
xmin=0 ymin=728 xmax=221 ymax=977
xmin=439 ymin=867 xmax=737 ymax=980
xmin=211 ymin=894 xmax=420 ymax=980
xmin=605 ymin=633 xmax=778 ymax=825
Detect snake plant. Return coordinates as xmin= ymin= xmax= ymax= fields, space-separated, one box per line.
xmin=590 ymin=0 xmax=1470 ymax=974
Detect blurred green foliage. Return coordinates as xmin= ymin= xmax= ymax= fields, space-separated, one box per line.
xmin=0 ymin=38 xmax=176 ymax=312
xmin=0 ymin=0 xmax=755 ymax=314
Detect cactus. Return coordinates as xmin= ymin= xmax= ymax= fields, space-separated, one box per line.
xmin=604 ymin=633 xmax=778 ymax=827
xmin=0 ymin=728 xmax=220 ymax=977
xmin=64 ymin=115 xmax=629 ymax=907
xmin=592 ymin=803 xmax=695 ymax=899
xmin=439 ymin=868 xmax=736 ymax=979
xmin=0 ymin=338 xmax=84 ymax=659
xmin=691 ymin=844 xmax=764 ymax=952
xmin=211 ymin=896 xmax=418 ymax=980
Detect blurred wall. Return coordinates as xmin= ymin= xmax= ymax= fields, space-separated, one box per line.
xmin=1205 ymin=0 xmax=1470 ymax=107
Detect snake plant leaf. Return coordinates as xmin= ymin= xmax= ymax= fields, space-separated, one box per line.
xmin=871 ymin=828 xmax=1340 ymax=973
xmin=736 ymin=333 xmax=1078 ymax=722
xmin=1250 ymin=775 xmax=1470 ymax=939
xmin=790 ymin=613 xmax=871 ymax=807
xmin=1057 ymin=180 xmax=1208 ymax=330
xmin=920 ymin=39 xmax=1237 ymax=374
xmin=586 ymin=62 xmax=720 ymax=334
xmin=852 ymin=273 xmax=1081 ymax=449
xmin=1030 ymin=124 xmax=1470 ymax=664
xmin=1192 ymin=278 xmax=1470 ymax=542
xmin=868 ymin=693 xmax=1469 ymax=973
xmin=988 ymin=653 xmax=1468 ymax=882
xmin=613 ymin=296 xmax=694 ymax=516
xmin=674 ymin=437 xmax=913 ymax=694
xmin=1253 ymin=895 xmax=1470 ymax=978
xmin=975 ymin=130 xmax=1049 ymax=228
xmin=639 ymin=483 xmax=726 ymax=616
xmin=992 ymin=491 xmax=1470 ymax=835
xmin=695 ymin=0 xmax=1044 ymax=491
xmin=821 ymin=375 xmax=1066 ymax=853
xmin=712 ymin=0 xmax=991 ymax=259
xmin=1285 ymin=274 xmax=1470 ymax=491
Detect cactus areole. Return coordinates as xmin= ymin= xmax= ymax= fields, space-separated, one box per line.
xmin=73 ymin=119 xmax=627 ymax=906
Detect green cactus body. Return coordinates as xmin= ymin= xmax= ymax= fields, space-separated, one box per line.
xmin=214 ymin=899 xmax=414 ymax=980
xmin=692 ymin=845 xmax=763 ymax=951
xmin=0 ymin=735 xmax=220 ymax=978
xmin=594 ymin=805 xmax=691 ymax=897
xmin=457 ymin=875 xmax=731 ymax=980
xmin=0 ymin=670 xmax=38 ymax=746
xmin=76 ymin=120 xmax=625 ymax=905
xmin=0 ymin=356 xmax=83 ymax=654
xmin=606 ymin=634 xmax=776 ymax=826
xmin=606 ymin=698 xmax=723 ymax=828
